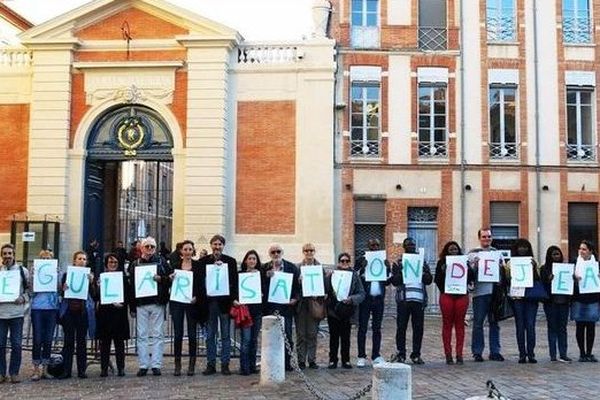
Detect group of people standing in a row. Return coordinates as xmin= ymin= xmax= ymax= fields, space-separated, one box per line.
xmin=0 ymin=229 xmax=598 ymax=384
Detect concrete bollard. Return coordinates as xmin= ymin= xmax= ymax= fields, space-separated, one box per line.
xmin=372 ymin=362 xmax=412 ymax=400
xmin=260 ymin=315 xmax=285 ymax=385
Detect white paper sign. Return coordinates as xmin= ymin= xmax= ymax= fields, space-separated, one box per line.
xmin=552 ymin=263 xmax=574 ymax=295
xmin=578 ymin=261 xmax=600 ymax=294
xmin=365 ymin=251 xmax=388 ymax=282
xmin=331 ymin=270 xmax=353 ymax=301
xmin=170 ymin=270 xmax=194 ymax=303
xmin=444 ymin=256 xmax=469 ymax=295
xmin=477 ymin=251 xmax=501 ymax=283
xmin=100 ymin=271 xmax=124 ymax=304
xmin=33 ymin=259 xmax=58 ymax=293
xmin=64 ymin=266 xmax=91 ymax=300
xmin=22 ymin=232 xmax=35 ymax=242
xmin=238 ymin=272 xmax=262 ymax=304
xmin=134 ymin=264 xmax=157 ymax=298
xmin=510 ymin=257 xmax=533 ymax=288
xmin=301 ymin=265 xmax=325 ymax=297
xmin=0 ymin=270 xmax=21 ymax=302
xmin=268 ymin=271 xmax=293 ymax=304
xmin=510 ymin=286 xmax=526 ymax=297
xmin=402 ymin=253 xmax=423 ymax=285
xmin=206 ymin=264 xmax=230 ymax=297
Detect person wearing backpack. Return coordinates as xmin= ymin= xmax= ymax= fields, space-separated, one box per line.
xmin=0 ymin=243 xmax=29 ymax=384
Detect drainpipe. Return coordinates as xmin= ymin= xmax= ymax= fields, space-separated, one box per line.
xmin=533 ymin=0 xmax=542 ymax=262
xmin=459 ymin=0 xmax=466 ymax=249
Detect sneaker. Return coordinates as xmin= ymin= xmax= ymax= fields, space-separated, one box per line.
xmin=410 ymin=356 xmax=424 ymax=365
xmin=558 ymin=356 xmax=572 ymax=364
xmin=341 ymin=362 xmax=352 ymax=369
xmin=151 ymin=368 xmax=161 ymax=376
xmin=579 ymin=355 xmax=589 ymax=362
xmin=372 ymin=356 xmax=385 ymax=365
xmin=445 ymin=355 xmax=454 ymax=365
xmin=528 ymin=356 xmax=537 ymax=364
xmin=308 ymin=362 xmax=319 ymax=370
xmin=550 ymin=357 xmax=558 ymax=362
xmin=455 ymin=356 xmax=464 ymax=365
xmin=588 ymin=354 xmax=598 ymax=363
xmin=518 ymin=356 xmax=527 ymax=364
xmin=489 ymin=353 xmax=505 ymax=361
xmin=327 ymin=362 xmax=337 ymax=369
xmin=136 ymin=368 xmax=148 ymax=377
xmin=356 ymin=357 xmax=367 ymax=368
xmin=473 ymin=354 xmax=484 ymax=362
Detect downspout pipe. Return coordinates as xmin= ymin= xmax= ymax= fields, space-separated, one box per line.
xmin=533 ymin=0 xmax=542 ymax=262
xmin=459 ymin=0 xmax=466 ymax=249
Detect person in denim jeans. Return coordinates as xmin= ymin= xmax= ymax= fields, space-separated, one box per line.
xmin=236 ymin=250 xmax=265 ymax=375
xmin=0 ymin=243 xmax=29 ymax=384
xmin=354 ymin=239 xmax=391 ymax=368
xmin=468 ymin=228 xmax=505 ymax=362
xmin=30 ymin=249 xmax=59 ymax=381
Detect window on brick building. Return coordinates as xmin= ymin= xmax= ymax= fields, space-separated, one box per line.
xmin=490 ymin=201 xmax=519 ymax=250
xmin=418 ymin=0 xmax=447 ymax=50
xmin=354 ymin=199 xmax=385 ymax=259
xmin=351 ymin=0 xmax=379 ymax=48
xmin=566 ymin=87 xmax=595 ymax=161
xmin=350 ymin=68 xmax=381 ymax=158
xmin=418 ymin=83 xmax=447 ymax=158
xmin=489 ymin=85 xmax=518 ymax=159
xmin=486 ymin=0 xmax=516 ymax=42
xmin=568 ymin=202 xmax=598 ymax=261
xmin=563 ymin=0 xmax=592 ymax=44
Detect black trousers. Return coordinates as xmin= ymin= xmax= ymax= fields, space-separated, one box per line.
xmin=328 ymin=317 xmax=351 ymax=364
xmin=61 ymin=309 xmax=88 ymax=376
xmin=396 ymin=301 xmax=425 ymax=358
xmin=100 ymin=338 xmax=125 ymax=372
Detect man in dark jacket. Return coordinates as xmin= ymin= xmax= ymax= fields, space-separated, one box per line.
xmin=263 ymin=243 xmax=300 ymax=371
xmin=391 ymin=237 xmax=433 ymax=364
xmin=198 ymin=235 xmax=238 ymax=376
xmin=128 ymin=236 xmax=172 ymax=377
xmin=354 ymin=239 xmax=392 ymax=367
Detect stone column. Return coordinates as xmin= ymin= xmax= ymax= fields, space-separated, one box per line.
xmin=372 ymin=362 xmax=411 ymax=400
xmin=260 ymin=315 xmax=285 ymax=385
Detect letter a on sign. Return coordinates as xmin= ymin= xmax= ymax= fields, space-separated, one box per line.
xmin=268 ymin=271 xmax=293 ymax=304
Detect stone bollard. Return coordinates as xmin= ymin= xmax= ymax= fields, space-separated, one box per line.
xmin=260 ymin=315 xmax=285 ymax=385
xmin=372 ymin=362 xmax=412 ymax=400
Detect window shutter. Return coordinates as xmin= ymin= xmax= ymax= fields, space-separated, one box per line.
xmin=569 ymin=203 xmax=597 ymax=227
xmin=354 ymin=200 xmax=386 ymax=224
xmin=490 ymin=202 xmax=519 ymax=224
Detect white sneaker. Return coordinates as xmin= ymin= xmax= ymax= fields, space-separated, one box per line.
xmin=356 ymin=357 xmax=367 ymax=368
xmin=372 ymin=356 xmax=385 ymax=365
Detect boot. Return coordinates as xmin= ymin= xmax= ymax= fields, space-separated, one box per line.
xmin=187 ymin=356 xmax=196 ymax=376
xmin=202 ymin=362 xmax=216 ymax=376
xmin=31 ymin=365 xmax=41 ymax=381
xmin=174 ymin=357 xmax=182 ymax=376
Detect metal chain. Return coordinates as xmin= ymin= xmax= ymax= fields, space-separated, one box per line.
xmin=273 ymin=311 xmax=372 ymax=400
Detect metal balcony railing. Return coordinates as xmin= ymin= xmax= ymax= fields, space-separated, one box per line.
xmin=566 ymin=143 xmax=596 ymax=161
xmin=418 ymin=27 xmax=447 ymax=51
xmin=418 ymin=141 xmax=448 ymax=158
xmin=487 ymin=15 xmax=517 ymax=42
xmin=350 ymin=139 xmax=380 ymax=158
xmin=563 ymin=16 xmax=592 ymax=44
xmin=489 ymin=142 xmax=518 ymax=159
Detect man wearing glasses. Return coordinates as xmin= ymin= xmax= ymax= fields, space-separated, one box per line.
xmin=199 ymin=234 xmax=238 ymax=376
xmin=128 ymin=236 xmax=172 ymax=377
xmin=263 ymin=244 xmax=300 ymax=371
xmin=468 ymin=228 xmax=505 ymax=362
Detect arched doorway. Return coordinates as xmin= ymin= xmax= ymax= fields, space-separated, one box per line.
xmin=83 ymin=104 xmax=174 ymax=255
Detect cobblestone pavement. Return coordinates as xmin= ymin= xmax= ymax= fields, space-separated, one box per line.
xmin=2 ymin=316 xmax=598 ymax=400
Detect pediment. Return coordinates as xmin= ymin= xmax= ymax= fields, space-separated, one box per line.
xmin=19 ymin=0 xmax=240 ymax=43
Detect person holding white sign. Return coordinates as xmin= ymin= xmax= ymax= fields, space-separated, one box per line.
xmin=199 ymin=235 xmax=238 ymax=376
xmin=354 ymin=239 xmax=392 ymax=368
xmin=390 ymin=238 xmax=433 ymax=365
xmin=540 ymin=246 xmax=572 ymax=363
xmin=295 ymin=243 xmax=325 ymax=370
xmin=434 ymin=241 xmax=475 ymax=365
xmin=263 ymin=243 xmax=300 ymax=372
xmin=324 ymin=253 xmax=365 ymax=369
xmin=572 ymin=240 xmax=600 ymax=363
xmin=92 ymin=254 xmax=130 ymax=378
xmin=128 ymin=236 xmax=172 ymax=377
xmin=58 ymin=251 xmax=93 ymax=379
xmin=168 ymin=240 xmax=201 ymax=376
xmin=505 ymin=239 xmax=544 ymax=364
xmin=468 ymin=228 xmax=506 ymax=363
xmin=0 ymin=243 xmax=29 ymax=384
xmin=235 ymin=250 xmax=266 ymax=375
xmin=29 ymin=249 xmax=59 ymax=381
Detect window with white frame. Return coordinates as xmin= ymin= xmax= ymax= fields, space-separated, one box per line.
xmin=487 ymin=0 xmax=516 ymax=42
xmin=563 ymin=0 xmax=592 ymax=44
xmin=489 ymin=85 xmax=517 ymax=159
xmin=418 ymin=84 xmax=447 ymax=158
xmin=490 ymin=202 xmax=519 ymax=251
xmin=351 ymin=0 xmax=379 ymax=48
xmin=566 ymin=87 xmax=595 ymax=161
xmin=350 ymin=69 xmax=381 ymax=157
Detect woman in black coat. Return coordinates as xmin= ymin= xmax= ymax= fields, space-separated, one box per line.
xmin=93 ymin=253 xmax=130 ymax=377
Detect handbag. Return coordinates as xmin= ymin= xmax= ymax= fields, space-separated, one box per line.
xmin=334 ymin=300 xmax=355 ymax=320
xmin=308 ymin=298 xmax=327 ymax=320
xmin=491 ymin=287 xmax=514 ymax=322
xmin=524 ymin=280 xmax=549 ymax=301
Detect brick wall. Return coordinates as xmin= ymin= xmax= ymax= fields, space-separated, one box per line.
xmin=236 ymin=101 xmax=296 ymax=234
xmin=0 ymin=104 xmax=29 ymax=231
